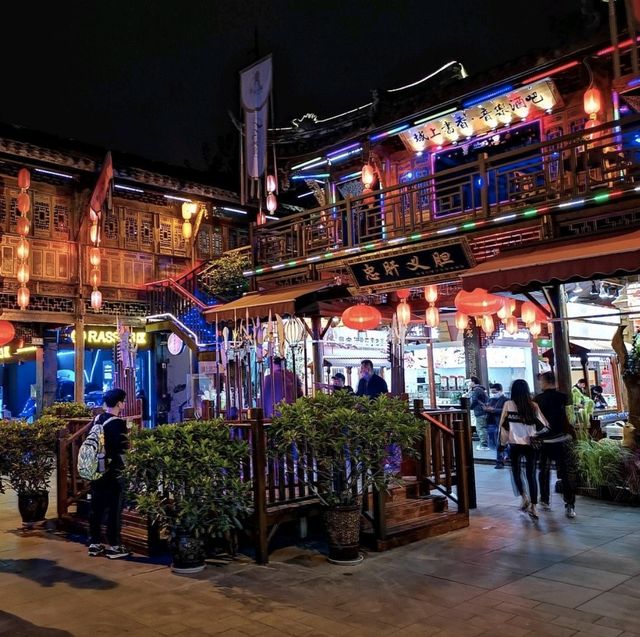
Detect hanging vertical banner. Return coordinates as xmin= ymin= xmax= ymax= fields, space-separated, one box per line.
xmin=240 ymin=55 xmax=272 ymax=180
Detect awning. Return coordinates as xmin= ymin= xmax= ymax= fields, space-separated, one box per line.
xmin=324 ymin=357 xmax=389 ymax=368
xmin=461 ymin=229 xmax=640 ymax=293
xmin=204 ymin=281 xmax=342 ymax=322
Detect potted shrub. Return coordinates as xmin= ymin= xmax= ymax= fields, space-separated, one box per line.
xmin=0 ymin=416 xmax=65 ymax=525
xmin=42 ymin=402 xmax=93 ymax=419
xmin=574 ymin=438 xmax=633 ymax=499
xmin=124 ymin=419 xmax=252 ymax=574
xmin=269 ymin=392 xmax=422 ymax=565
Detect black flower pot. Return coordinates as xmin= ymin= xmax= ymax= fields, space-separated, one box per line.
xmin=18 ymin=491 xmax=49 ymax=526
xmin=170 ymin=532 xmax=206 ymax=574
xmin=324 ymin=503 xmax=364 ymax=565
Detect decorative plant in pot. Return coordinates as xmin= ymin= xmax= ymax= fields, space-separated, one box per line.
xmin=124 ymin=419 xmax=252 ymax=574
xmin=0 ymin=416 xmax=66 ymax=525
xmin=42 ymin=402 xmax=93 ymax=419
xmin=269 ymin=392 xmax=422 ymax=565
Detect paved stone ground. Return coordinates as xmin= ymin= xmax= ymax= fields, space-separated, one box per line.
xmin=1 ymin=465 xmax=639 ymax=637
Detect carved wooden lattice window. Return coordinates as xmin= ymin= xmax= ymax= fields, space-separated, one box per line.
xmin=34 ymin=197 xmax=51 ymax=235
xmin=104 ymin=209 xmax=119 ymax=242
xmin=159 ymin=220 xmax=172 ymax=251
xmin=9 ymin=192 xmax=18 ymax=231
xmin=140 ymin=214 xmax=153 ymax=250
xmin=173 ymin=219 xmax=186 ymax=252
xmin=53 ymin=201 xmax=70 ymax=235
xmin=124 ymin=210 xmax=139 ymax=247
xmin=197 ymin=228 xmax=211 ymax=257
xmin=212 ymin=227 xmax=223 ymax=256
xmin=229 ymin=228 xmax=248 ymax=250
xmin=1 ymin=246 xmax=13 ymax=275
xmin=0 ymin=189 xmax=6 ymax=230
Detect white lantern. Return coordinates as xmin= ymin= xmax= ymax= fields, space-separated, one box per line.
xmin=17 ymin=263 xmax=29 ymax=284
xmin=182 ymin=220 xmax=193 ymax=239
xmin=397 ymin=300 xmax=411 ymax=326
xmin=505 ymin=316 xmax=518 ymax=335
xmin=529 ymin=321 xmax=542 ymax=337
xmin=16 ymin=238 xmax=29 ymax=261
xmin=90 ymin=222 xmax=99 ymax=244
xmin=181 ymin=201 xmax=197 ymax=220
xmin=361 ymin=163 xmax=375 ymax=188
xmin=425 ymin=305 xmax=440 ymax=328
xmin=266 ymin=193 xmax=278 ymax=213
xmin=424 ymin=285 xmax=438 ymax=304
xmin=266 ymin=174 xmax=277 ymax=193
xmin=17 ymin=285 xmax=29 ymax=309
xmin=91 ymin=288 xmax=103 ymax=311
xmin=481 ymin=314 xmax=495 ymax=335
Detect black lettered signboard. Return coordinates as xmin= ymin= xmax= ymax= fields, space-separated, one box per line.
xmin=347 ymin=239 xmax=475 ymax=293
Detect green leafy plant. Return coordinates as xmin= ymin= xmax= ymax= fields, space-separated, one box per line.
xmin=42 ymin=402 xmax=92 ymax=418
xmin=199 ymin=252 xmax=251 ymax=301
xmin=269 ymin=392 xmax=422 ymax=507
xmin=574 ymin=438 xmax=631 ymax=489
xmin=0 ymin=416 xmax=65 ymax=495
xmin=124 ymin=420 xmax=252 ymax=542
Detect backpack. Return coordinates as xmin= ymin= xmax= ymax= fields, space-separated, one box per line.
xmin=77 ymin=416 xmax=116 ymax=481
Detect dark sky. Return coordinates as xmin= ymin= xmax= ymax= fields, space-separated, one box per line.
xmin=0 ymin=1 xmax=601 ymax=171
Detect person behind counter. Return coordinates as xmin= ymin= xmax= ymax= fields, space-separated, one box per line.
xmin=331 ymin=372 xmax=353 ymax=394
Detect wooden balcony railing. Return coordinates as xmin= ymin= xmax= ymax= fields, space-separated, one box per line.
xmin=254 ymin=116 xmax=640 ymax=267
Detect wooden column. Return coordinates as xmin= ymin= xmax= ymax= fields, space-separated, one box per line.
xmin=43 ymin=340 xmax=58 ymax=409
xmin=35 ymin=346 xmax=44 ymax=418
xmin=311 ymin=315 xmax=324 ymax=387
xmin=74 ymin=318 xmax=85 ymax=403
xmin=548 ymin=285 xmax=572 ymax=396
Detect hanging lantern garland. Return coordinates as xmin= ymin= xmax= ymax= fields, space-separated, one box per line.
xmin=258 ymin=174 xmax=277 ymax=226
xmin=424 ymin=285 xmax=439 ymax=328
xmin=16 ymin=168 xmax=31 ymax=309
xmin=89 ymin=200 xmax=105 ymax=312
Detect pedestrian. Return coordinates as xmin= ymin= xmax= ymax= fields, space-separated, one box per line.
xmin=499 ymin=379 xmax=548 ymax=519
xmin=355 ymin=359 xmax=388 ymax=398
xmin=484 ymin=383 xmax=507 ymax=467
xmin=533 ymin=371 xmax=577 ymax=519
xmin=263 ymin=356 xmax=303 ymax=419
xmin=88 ymin=388 xmax=131 ymax=559
xmin=591 ymin=385 xmax=607 ymax=409
xmin=574 ymin=378 xmax=589 ymax=397
xmin=468 ymin=376 xmax=489 ymax=451
xmin=331 ymin=372 xmax=353 ymax=394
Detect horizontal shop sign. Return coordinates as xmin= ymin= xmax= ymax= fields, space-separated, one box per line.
xmin=65 ymin=327 xmax=150 ymax=349
xmin=346 ymin=239 xmax=475 ymax=293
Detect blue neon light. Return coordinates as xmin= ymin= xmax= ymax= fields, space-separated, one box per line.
xmin=370 ymin=123 xmax=410 ymax=142
xmin=462 ymin=84 xmax=514 ymax=108
xmin=327 ymin=142 xmax=361 ymax=158
xmin=291 ymin=173 xmax=330 ymax=180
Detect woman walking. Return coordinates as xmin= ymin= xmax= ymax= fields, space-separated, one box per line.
xmin=499 ymin=379 xmax=548 ymax=519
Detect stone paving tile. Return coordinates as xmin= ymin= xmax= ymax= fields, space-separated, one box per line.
xmin=532 ymin=563 xmax=630 ymax=591
xmin=507 ymin=615 xmax=578 ymax=637
xmin=578 ymin=592 xmax=640 ymax=624
xmin=496 ymin=575 xmax=603 ymax=608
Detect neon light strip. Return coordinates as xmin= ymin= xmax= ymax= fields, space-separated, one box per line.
xmin=115 ymin=183 xmax=144 ymax=193
xmin=337 ymin=171 xmax=362 ymax=182
xmin=370 ymin=123 xmax=410 ymax=141
xmin=413 ymin=107 xmax=457 ymax=126
xmin=387 ymin=61 xmax=467 ymax=92
xmin=164 ymin=195 xmax=192 ymax=202
xmin=597 ymin=37 xmax=640 ymax=56
xmin=34 ymin=168 xmax=74 ymax=179
xmin=291 ymin=173 xmax=330 ymax=180
xmin=327 ymin=143 xmax=361 ymax=157
xmin=462 ymin=84 xmax=514 ymax=108
xmin=520 ymin=60 xmax=579 ymax=85
xmin=628 ymin=77 xmax=640 ymax=88
xmin=243 ymin=186 xmax=635 ymax=276
xmin=327 ymin=148 xmax=362 ymax=163
xmin=296 ymin=159 xmax=329 ymax=171
xmin=220 ymin=207 xmax=247 ymax=215
xmin=297 ymin=191 xmax=316 ymax=199
xmin=291 ymin=156 xmax=323 ymax=170
xmin=145 ymin=313 xmax=217 ymax=348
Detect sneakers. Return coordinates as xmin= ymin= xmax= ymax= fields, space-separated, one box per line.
xmin=520 ymin=495 xmax=531 ymax=511
xmin=88 ymin=543 xmax=105 ymax=557
xmin=476 ymin=444 xmax=490 ymax=451
xmin=565 ymin=505 xmax=576 ymax=519
xmin=539 ymin=501 xmax=551 ymax=511
xmin=528 ymin=504 xmax=539 ymax=520
xmin=105 ymin=545 xmax=131 ymax=559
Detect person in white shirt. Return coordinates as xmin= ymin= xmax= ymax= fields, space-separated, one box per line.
xmin=499 ymin=379 xmax=549 ymax=519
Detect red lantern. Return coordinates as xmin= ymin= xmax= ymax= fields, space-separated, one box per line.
xmin=424 ymin=285 xmax=438 ymax=304
xmin=397 ymin=300 xmax=411 ymax=326
xmin=17 ymin=286 xmax=29 ymax=310
xmin=266 ymin=193 xmax=277 ymax=213
xmin=91 ymin=289 xmax=103 ymax=311
xmin=396 ymin=288 xmax=411 ymax=300
xmin=454 ymin=288 xmax=503 ymax=316
xmin=16 ymin=238 xmax=29 ymax=261
xmin=583 ymin=87 xmax=602 ymax=116
xmin=17 ymin=168 xmax=30 ymax=190
xmin=521 ymin=301 xmax=537 ymax=325
xmin=361 ymin=164 xmax=375 ymax=188
xmin=481 ymin=314 xmax=495 ymax=335
xmin=16 ymin=216 xmax=30 ymax=236
xmin=425 ymin=305 xmax=440 ymax=328
xmin=529 ymin=321 xmax=542 ymax=337
xmin=16 ymin=263 xmax=29 ymax=284
xmin=497 ymin=297 xmax=516 ymax=320
xmin=256 ymin=211 xmax=267 ymax=226
xmin=0 ymin=320 xmax=15 ymax=346
xmin=89 ymin=269 xmax=100 ymax=287
xmin=341 ymin=304 xmax=382 ymax=331
xmin=505 ymin=316 xmax=518 ymax=335
xmin=454 ymin=311 xmax=469 ymax=330
xmin=89 ymin=247 xmax=101 ymax=267
xmin=17 ymin=192 xmax=30 ymax=214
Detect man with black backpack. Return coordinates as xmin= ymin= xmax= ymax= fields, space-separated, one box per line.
xmin=87 ymin=388 xmax=131 ymax=558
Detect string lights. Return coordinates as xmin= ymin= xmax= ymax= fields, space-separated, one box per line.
xmin=16 ymin=168 xmax=31 ymax=309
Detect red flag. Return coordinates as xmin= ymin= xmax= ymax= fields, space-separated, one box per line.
xmin=90 ymin=151 xmax=113 ymax=214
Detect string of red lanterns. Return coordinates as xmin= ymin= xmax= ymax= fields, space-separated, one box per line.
xmin=16 ymin=168 xmax=31 ymax=310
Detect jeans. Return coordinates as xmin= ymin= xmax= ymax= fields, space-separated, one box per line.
xmin=510 ymin=444 xmax=538 ymax=504
xmin=486 ymin=424 xmax=498 ymax=450
xmin=539 ymin=441 xmax=575 ymax=506
xmin=90 ymin=474 xmax=124 ymax=546
xmin=475 ymin=414 xmax=488 ymax=446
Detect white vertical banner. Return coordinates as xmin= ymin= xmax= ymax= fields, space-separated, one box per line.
xmin=240 ymin=55 xmax=272 ymax=182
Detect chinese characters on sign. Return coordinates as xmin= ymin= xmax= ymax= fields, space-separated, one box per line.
xmin=348 ymin=241 xmax=474 ymax=292
xmin=399 ymin=79 xmax=560 ymax=152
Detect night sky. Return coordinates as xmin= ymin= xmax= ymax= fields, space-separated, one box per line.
xmin=0 ymin=1 xmax=604 ymax=174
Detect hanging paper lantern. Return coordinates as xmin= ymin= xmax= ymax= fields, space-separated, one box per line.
xmin=481 ymin=314 xmax=495 ymax=335
xmin=182 ymin=220 xmax=192 ymax=239
xmin=256 ymin=211 xmax=267 ymax=226
xmin=91 ymin=288 xmax=103 ymax=311
xmin=17 ymin=192 xmax=30 ymax=214
xmin=454 ymin=288 xmax=503 ymax=316
xmin=0 ymin=320 xmax=15 ymax=346
xmin=521 ymin=301 xmax=537 ymax=325
xmin=361 ymin=163 xmax=375 ymax=188
xmin=341 ymin=303 xmax=382 ymax=330
xmin=396 ymin=288 xmax=411 ymax=300
xmin=89 ymin=208 xmax=99 ymax=223
xmin=16 ymin=216 xmax=30 ymax=236
xmin=266 ymin=193 xmax=278 ymax=213
xmin=17 ymin=168 xmax=30 ymax=190
xmin=454 ymin=311 xmax=469 ymax=330
xmin=529 ymin=321 xmax=542 ymax=337
xmin=497 ymin=297 xmax=516 ymax=320
xmin=17 ymin=285 xmax=29 ymax=309
xmin=397 ymin=300 xmax=411 ymax=326
xmin=425 ymin=305 xmax=440 ymax=328
xmin=266 ymin=174 xmax=277 ymax=193
xmin=583 ymin=87 xmax=602 ymax=116
xmin=424 ymin=285 xmax=438 ymax=304
xmin=89 ymin=269 xmax=100 ymax=287
xmin=181 ymin=201 xmax=197 ymax=220
xmin=16 ymin=263 xmax=29 ymax=284
xmin=90 ymin=222 xmax=99 ymax=244
xmin=89 ymin=247 xmax=101 ymax=267
xmin=16 ymin=238 xmax=29 ymax=261
xmin=505 ymin=315 xmax=519 ymax=335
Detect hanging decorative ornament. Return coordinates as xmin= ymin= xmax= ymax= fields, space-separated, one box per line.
xmin=397 ymin=300 xmax=411 ymax=326
xmin=90 ymin=222 xmax=99 ymax=244
xmin=266 ymin=193 xmax=277 ymax=213
xmin=17 ymin=285 xmax=29 ymax=310
xmin=266 ymin=174 xmax=277 ymax=194
xmin=396 ymin=288 xmax=411 ymax=300
xmin=89 ymin=268 xmax=101 ymax=287
xmin=17 ymin=192 xmax=30 ymax=214
xmin=181 ymin=220 xmax=192 ymax=239
xmin=16 ymin=216 xmax=30 ymax=236
xmin=17 ymin=168 xmax=30 ymax=190
xmin=16 ymin=263 xmax=29 ymax=285
xmin=583 ymin=87 xmax=602 ymax=116
xmin=425 ymin=305 xmax=440 ymax=328
xmin=15 ymin=168 xmax=31 ymax=310
xmin=89 ymin=207 xmax=99 ymax=223
xmin=16 ymin=238 xmax=29 ymax=261
xmin=90 ymin=288 xmax=103 ymax=311
xmin=424 ymin=285 xmax=438 ymax=304
xmin=361 ymin=163 xmax=375 ymax=188
xmin=181 ymin=201 xmax=197 ymax=221
xmin=341 ymin=304 xmax=382 ymax=331
xmin=497 ymin=297 xmax=516 ymax=321
xmin=529 ymin=321 xmax=542 ymax=337
xmin=505 ymin=315 xmax=519 ymax=335
xmin=481 ymin=314 xmax=495 ymax=336
xmin=454 ymin=288 xmax=503 ymax=316
xmin=520 ymin=301 xmax=537 ymax=325
xmin=89 ymin=246 xmax=101 ymax=267
xmin=0 ymin=320 xmax=15 ymax=347
xmin=256 ymin=211 xmax=267 ymax=226
xmin=454 ymin=311 xmax=469 ymax=330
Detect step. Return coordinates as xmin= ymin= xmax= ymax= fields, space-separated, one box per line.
xmin=384 ymin=495 xmax=448 ymax=525
xmin=366 ymin=477 xmax=421 ymax=507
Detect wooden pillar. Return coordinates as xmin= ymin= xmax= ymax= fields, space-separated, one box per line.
xmin=42 ymin=341 xmax=58 ymax=410
xmin=426 ymin=337 xmax=437 ymax=408
xmin=35 ymin=346 xmax=44 ymax=418
xmin=311 ymin=315 xmax=324 ymax=386
xmin=548 ymin=285 xmax=572 ymax=396
xmin=74 ymin=318 xmax=85 ymax=403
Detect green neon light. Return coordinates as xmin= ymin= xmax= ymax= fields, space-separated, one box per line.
xmin=523 ymin=209 xmax=538 ymax=217
xmin=462 ymin=222 xmax=476 ymax=229
xmin=255 ymin=268 xmax=264 ymax=274
xmin=365 ymin=243 xmax=376 ymax=249
xmin=324 ymin=253 xmax=333 ymax=258
xmin=410 ymin=233 xmax=421 ymax=240
xmin=593 ymin=192 xmax=609 ymax=203
xmin=288 ymin=261 xmax=297 ymax=266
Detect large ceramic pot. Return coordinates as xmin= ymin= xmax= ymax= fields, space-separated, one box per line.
xmin=18 ymin=491 xmax=49 ymax=526
xmin=323 ymin=502 xmax=363 ymax=565
xmin=170 ymin=531 xmax=206 ymax=575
